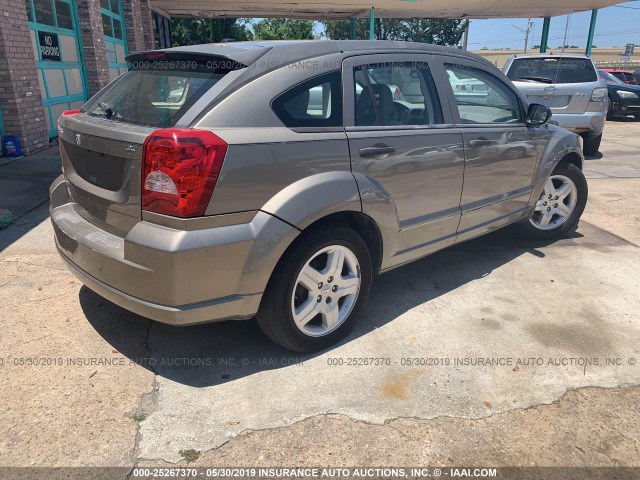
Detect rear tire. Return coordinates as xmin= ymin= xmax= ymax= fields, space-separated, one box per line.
xmin=582 ymin=133 xmax=602 ymax=155
xmin=257 ymin=226 xmax=373 ymax=352
xmin=516 ymin=163 xmax=588 ymax=241
xmin=606 ymin=98 xmax=613 ymax=120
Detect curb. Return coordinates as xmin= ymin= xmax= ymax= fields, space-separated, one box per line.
xmin=0 ymin=209 xmax=13 ymax=230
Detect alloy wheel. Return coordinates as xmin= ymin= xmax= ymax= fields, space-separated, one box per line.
xmin=530 ymin=175 xmax=578 ymax=231
xmin=291 ymin=245 xmax=361 ymax=337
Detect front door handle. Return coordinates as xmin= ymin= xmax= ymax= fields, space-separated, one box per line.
xmin=359 ymin=145 xmax=396 ymax=157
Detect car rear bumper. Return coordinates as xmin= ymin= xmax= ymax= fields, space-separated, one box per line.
xmin=58 ymin=251 xmax=262 ymax=325
xmin=551 ymin=111 xmax=605 ymax=137
xmin=50 ymin=175 xmax=297 ymax=326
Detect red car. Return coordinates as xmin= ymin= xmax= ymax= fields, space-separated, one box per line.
xmin=600 ymin=69 xmax=637 ymax=85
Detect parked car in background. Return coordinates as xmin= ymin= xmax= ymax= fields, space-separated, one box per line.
xmin=447 ymin=69 xmax=488 ymax=97
xmin=598 ymin=70 xmax=640 ymax=119
xmin=52 ymin=41 xmax=588 ymax=352
xmin=600 ymin=68 xmax=638 ymax=85
xmin=503 ymin=54 xmax=607 ymax=155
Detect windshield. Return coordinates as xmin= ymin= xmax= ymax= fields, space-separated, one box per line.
xmin=599 ymin=70 xmax=623 ymax=85
xmin=507 ymin=57 xmax=597 ymax=84
xmin=87 ymin=67 xmax=225 ymax=127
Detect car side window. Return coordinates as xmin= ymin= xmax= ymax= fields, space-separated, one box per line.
xmin=272 ymin=71 xmax=342 ymax=128
xmin=354 ymin=62 xmax=444 ymax=127
xmin=445 ymin=64 xmax=523 ymax=125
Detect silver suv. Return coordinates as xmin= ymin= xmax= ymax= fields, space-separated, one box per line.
xmin=51 ymin=41 xmax=587 ymax=352
xmin=503 ymin=53 xmax=607 ymax=155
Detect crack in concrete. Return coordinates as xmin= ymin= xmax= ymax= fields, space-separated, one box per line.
xmin=127 ymin=320 xmax=160 ymax=479
xmin=138 ymin=383 xmax=640 ymax=464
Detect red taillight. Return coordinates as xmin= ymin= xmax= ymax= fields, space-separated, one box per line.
xmin=62 ymin=109 xmax=81 ymax=116
xmin=142 ymin=129 xmax=227 ymax=218
xmin=394 ymin=87 xmax=402 ymax=99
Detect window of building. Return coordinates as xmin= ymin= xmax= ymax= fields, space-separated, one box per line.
xmin=27 ymin=0 xmax=75 ymax=31
xmin=25 ymin=0 xmax=33 ymax=21
xmin=55 ymin=1 xmax=72 ymax=29
xmin=33 ymin=0 xmax=55 ymax=26
xmin=102 ymin=13 xmax=113 ymax=36
xmin=100 ymin=0 xmax=128 ymax=80
xmin=445 ymin=65 xmax=522 ymax=124
xmin=272 ymin=71 xmax=342 ymax=128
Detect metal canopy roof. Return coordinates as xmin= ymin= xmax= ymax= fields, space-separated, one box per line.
xmin=148 ymin=0 xmax=624 ymax=19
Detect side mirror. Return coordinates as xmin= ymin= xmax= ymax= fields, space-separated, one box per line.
xmin=526 ymin=103 xmax=552 ymax=127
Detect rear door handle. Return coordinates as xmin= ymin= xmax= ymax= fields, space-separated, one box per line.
xmin=359 ymin=145 xmax=396 ymax=157
xmin=468 ymin=139 xmax=493 ymax=147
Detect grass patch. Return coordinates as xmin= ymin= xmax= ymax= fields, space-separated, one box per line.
xmin=133 ymin=412 xmax=147 ymax=422
xmin=179 ymin=449 xmax=200 ymax=463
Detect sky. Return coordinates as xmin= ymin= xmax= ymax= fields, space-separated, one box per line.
xmin=466 ymin=2 xmax=640 ymax=50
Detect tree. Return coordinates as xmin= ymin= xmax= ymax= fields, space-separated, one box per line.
xmin=253 ymin=19 xmax=316 ymax=40
xmin=170 ymin=18 xmax=253 ymax=46
xmin=321 ymin=18 xmax=468 ymax=46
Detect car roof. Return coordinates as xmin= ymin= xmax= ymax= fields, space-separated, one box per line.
xmin=128 ymin=40 xmax=494 ymax=71
xmin=600 ymin=68 xmax=633 ymax=73
xmin=510 ymin=53 xmax=591 ymax=59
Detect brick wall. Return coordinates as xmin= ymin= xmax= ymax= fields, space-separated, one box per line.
xmin=0 ymin=0 xmax=48 ymax=155
xmin=77 ymin=0 xmax=110 ymax=96
xmin=139 ymin=0 xmax=156 ymax=51
xmin=123 ymin=0 xmax=147 ymax=53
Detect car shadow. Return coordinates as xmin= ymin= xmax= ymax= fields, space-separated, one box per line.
xmin=0 ymin=150 xmax=61 ymax=252
xmin=584 ymin=151 xmax=603 ymax=161
xmin=80 ymin=227 xmax=584 ymax=388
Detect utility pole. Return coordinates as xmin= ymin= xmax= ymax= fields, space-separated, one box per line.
xmin=523 ymin=18 xmax=532 ymax=53
xmin=508 ymin=19 xmax=534 ymax=53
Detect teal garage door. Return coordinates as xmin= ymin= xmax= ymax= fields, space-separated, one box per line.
xmin=26 ymin=0 xmax=88 ymax=138
xmin=101 ymin=0 xmax=128 ymax=81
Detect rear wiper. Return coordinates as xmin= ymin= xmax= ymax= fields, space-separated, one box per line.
xmin=97 ymin=101 xmax=114 ymax=119
xmin=515 ymin=76 xmax=554 ymax=84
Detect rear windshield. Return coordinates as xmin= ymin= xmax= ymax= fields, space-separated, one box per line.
xmin=86 ymin=62 xmax=228 ymax=127
xmin=506 ymin=57 xmax=597 ymax=84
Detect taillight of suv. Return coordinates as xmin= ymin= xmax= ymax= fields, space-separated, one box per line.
xmin=142 ymin=129 xmax=227 ymax=218
xmin=591 ymin=87 xmax=608 ymax=102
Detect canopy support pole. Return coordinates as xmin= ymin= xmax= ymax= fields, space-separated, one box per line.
xmin=540 ymin=17 xmax=550 ymax=53
xmin=586 ymin=9 xmax=598 ymax=56
xmin=369 ymin=7 xmax=375 ymax=40
xmin=350 ymin=18 xmax=356 ymax=39
xmin=461 ymin=21 xmax=469 ymax=50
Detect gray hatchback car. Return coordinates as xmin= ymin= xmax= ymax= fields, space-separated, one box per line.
xmin=51 ymin=41 xmax=587 ymax=352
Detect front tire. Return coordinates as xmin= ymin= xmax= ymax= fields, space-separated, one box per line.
xmin=516 ymin=163 xmax=588 ymax=241
xmin=582 ymin=133 xmax=602 ymax=155
xmin=257 ymin=226 xmax=373 ymax=352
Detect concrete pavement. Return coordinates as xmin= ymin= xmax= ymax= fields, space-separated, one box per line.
xmin=1 ymin=120 xmax=639 ymax=472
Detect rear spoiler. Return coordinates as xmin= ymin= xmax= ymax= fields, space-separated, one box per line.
xmin=126 ymin=44 xmax=273 ymax=71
